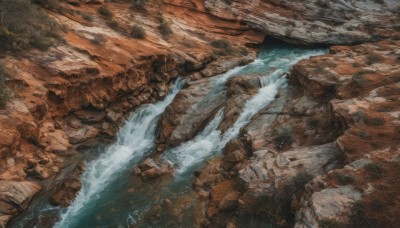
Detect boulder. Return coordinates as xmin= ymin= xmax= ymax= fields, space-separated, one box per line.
xmin=159 ymin=78 xmax=225 ymax=147
xmin=224 ymin=150 xmax=245 ymax=163
xmin=66 ymin=0 xmax=81 ymax=6
xmin=0 ymin=181 xmax=41 ymax=220
xmin=218 ymin=192 xmax=239 ymax=211
xmin=208 ymin=180 xmax=235 ymax=217
xmin=204 ymin=0 xmax=400 ymax=45
xmin=136 ymin=159 xmax=174 ymax=180
xmin=49 ymin=162 xmax=83 ymax=207
xmin=238 ymin=143 xmax=341 ymax=213
xmin=295 ymin=186 xmax=362 ymax=227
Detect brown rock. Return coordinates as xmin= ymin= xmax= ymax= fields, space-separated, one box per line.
xmin=224 ymin=150 xmax=245 ymax=163
xmin=218 ymin=192 xmax=239 ymax=211
xmin=0 ymin=215 xmax=12 ymax=228
xmin=75 ymin=110 xmax=105 ymax=123
xmin=137 ymin=159 xmax=174 ymax=180
xmin=33 ymin=165 xmax=50 ymax=180
xmin=159 ymin=78 xmax=225 ymax=146
xmin=66 ymin=0 xmax=81 ymax=6
xmin=106 ymin=110 xmax=123 ymax=123
xmin=0 ymin=181 xmax=41 ymax=219
xmin=17 ymin=122 xmax=39 ymax=144
xmin=226 ymin=222 xmax=236 ymax=228
xmin=208 ymin=180 xmax=235 ymax=217
xmin=26 ymin=159 xmax=37 ymax=169
xmin=49 ymin=162 xmax=83 ymax=207
xmin=85 ymin=0 xmax=104 ymax=4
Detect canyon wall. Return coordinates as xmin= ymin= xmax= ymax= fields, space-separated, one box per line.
xmin=1 ymin=0 xmax=399 ymax=227
xmin=204 ymin=0 xmax=400 ymax=45
xmin=193 ymin=40 xmax=400 ymax=227
xmin=0 ymin=0 xmax=264 ymax=225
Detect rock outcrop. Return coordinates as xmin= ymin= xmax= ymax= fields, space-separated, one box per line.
xmin=133 ymin=158 xmax=175 ymax=180
xmin=158 ymin=72 xmax=263 ymax=148
xmin=193 ymin=40 xmax=400 ymax=227
xmin=0 ymin=0 xmax=264 ymax=224
xmin=204 ymin=0 xmax=400 ymax=45
xmin=0 ymin=181 xmax=41 ymax=227
xmin=1 ymin=0 xmax=400 ymax=227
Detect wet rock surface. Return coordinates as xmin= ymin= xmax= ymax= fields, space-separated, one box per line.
xmin=49 ymin=162 xmax=84 ymax=207
xmin=159 ymin=73 xmax=263 ymax=148
xmin=133 ymin=158 xmax=175 ymax=180
xmin=158 ymin=77 xmax=225 ymax=147
xmin=192 ymin=40 xmax=400 ymax=227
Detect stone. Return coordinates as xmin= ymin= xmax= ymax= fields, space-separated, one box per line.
xmin=85 ymin=0 xmax=104 ymax=4
xmin=224 ymin=150 xmax=245 ymax=163
xmin=75 ymin=110 xmax=105 ymax=123
xmin=295 ymin=186 xmax=362 ymax=227
xmin=106 ymin=110 xmax=123 ymax=123
xmin=204 ymin=0 xmax=400 ymax=45
xmin=137 ymin=159 xmax=174 ymax=180
xmin=67 ymin=126 xmax=99 ymax=145
xmin=207 ymin=181 xmax=235 ymax=217
xmin=102 ymin=122 xmax=110 ymax=130
xmin=0 ymin=215 xmax=12 ymax=228
xmin=49 ymin=163 xmax=83 ymax=207
xmin=0 ymin=0 xmax=265 ymax=223
xmin=218 ymin=192 xmax=239 ymax=211
xmin=17 ymin=122 xmax=39 ymax=144
xmin=226 ymin=222 xmax=236 ymax=228
xmin=26 ymin=159 xmax=37 ymax=169
xmin=66 ymin=0 xmax=81 ymax=7
xmin=159 ymin=78 xmax=225 ymax=146
xmin=0 ymin=181 xmax=41 ymax=218
xmin=34 ymin=165 xmax=50 ymax=180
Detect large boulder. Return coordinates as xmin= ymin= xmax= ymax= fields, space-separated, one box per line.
xmin=237 ymin=143 xmax=341 ymax=217
xmin=204 ymin=0 xmax=400 ymax=45
xmin=0 ymin=181 xmax=41 ymax=227
xmin=134 ymin=158 xmax=174 ymax=180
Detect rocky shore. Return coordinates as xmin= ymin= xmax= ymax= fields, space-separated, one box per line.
xmin=191 ymin=40 xmax=400 ymax=227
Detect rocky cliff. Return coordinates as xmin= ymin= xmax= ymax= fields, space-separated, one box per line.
xmin=1 ymin=0 xmax=400 ymax=227
xmin=192 ymin=40 xmax=400 ymax=227
xmin=0 ymin=0 xmax=263 ymax=225
xmin=204 ymin=0 xmax=400 ymax=45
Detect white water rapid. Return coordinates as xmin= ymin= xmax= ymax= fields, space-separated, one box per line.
xmin=12 ymin=40 xmax=328 ymax=228
xmin=54 ymin=78 xmax=186 ymax=228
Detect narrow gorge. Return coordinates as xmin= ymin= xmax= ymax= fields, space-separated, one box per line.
xmin=0 ymin=0 xmax=399 ymax=228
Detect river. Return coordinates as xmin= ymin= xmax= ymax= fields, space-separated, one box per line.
xmin=13 ymin=40 xmax=327 ymax=228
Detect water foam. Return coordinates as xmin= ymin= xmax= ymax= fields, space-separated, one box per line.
xmin=54 ymin=78 xmax=185 ymax=228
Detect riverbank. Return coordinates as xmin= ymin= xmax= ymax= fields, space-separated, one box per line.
xmin=1 ymin=0 xmax=400 ymax=227
xmin=0 ymin=1 xmax=264 ymax=226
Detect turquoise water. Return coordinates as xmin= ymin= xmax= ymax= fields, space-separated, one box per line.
xmin=12 ymin=40 xmax=327 ymax=228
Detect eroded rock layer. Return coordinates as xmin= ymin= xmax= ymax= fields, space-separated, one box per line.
xmin=1 ymin=0 xmax=400 ymax=227
xmin=193 ymin=40 xmax=400 ymax=227
xmin=204 ymin=0 xmax=400 ymax=45
xmin=0 ymin=0 xmax=263 ymax=224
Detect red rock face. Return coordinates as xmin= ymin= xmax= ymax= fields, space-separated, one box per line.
xmin=1 ymin=0 xmax=399 ymax=226
xmin=0 ymin=0 xmax=264 ymax=224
